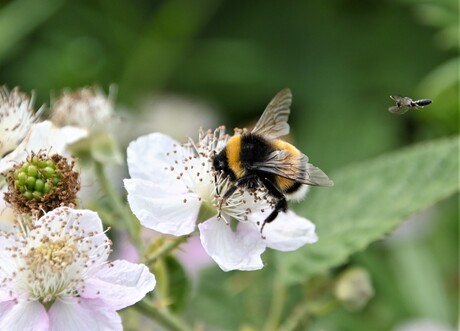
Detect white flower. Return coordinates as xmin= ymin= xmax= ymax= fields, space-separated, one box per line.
xmin=0 ymin=207 xmax=156 ymax=331
xmin=51 ymin=86 xmax=115 ymax=132
xmin=0 ymin=86 xmax=44 ymax=157
xmin=124 ymin=129 xmax=318 ymax=271
xmin=0 ymin=120 xmax=87 ymax=174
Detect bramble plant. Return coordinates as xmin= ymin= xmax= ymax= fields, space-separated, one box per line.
xmin=0 ymin=84 xmax=457 ymax=331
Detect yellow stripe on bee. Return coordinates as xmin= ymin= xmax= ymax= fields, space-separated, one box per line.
xmin=276 ymin=176 xmax=296 ymax=191
xmin=272 ymin=139 xmax=300 ymax=190
xmin=226 ymin=135 xmax=245 ymax=178
xmin=271 ymin=139 xmax=301 ymax=157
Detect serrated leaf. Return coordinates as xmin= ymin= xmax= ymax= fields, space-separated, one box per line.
xmin=277 ymin=136 xmax=459 ymax=284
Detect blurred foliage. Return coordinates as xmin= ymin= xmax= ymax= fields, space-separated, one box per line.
xmin=0 ymin=0 xmax=458 ymax=330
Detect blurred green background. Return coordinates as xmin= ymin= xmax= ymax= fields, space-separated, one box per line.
xmin=1 ymin=0 xmax=457 ymax=330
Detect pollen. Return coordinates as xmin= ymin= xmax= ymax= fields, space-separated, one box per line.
xmin=25 ymin=237 xmax=77 ymax=273
xmin=0 ymin=208 xmax=113 ymax=304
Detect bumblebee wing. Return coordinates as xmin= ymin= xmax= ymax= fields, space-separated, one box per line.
xmin=251 ymin=88 xmax=292 ymax=139
xmin=250 ymin=150 xmax=334 ymax=187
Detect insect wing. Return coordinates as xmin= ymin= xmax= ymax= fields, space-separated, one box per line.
xmin=389 ymin=95 xmax=412 ymax=114
xmin=251 ymin=88 xmax=292 ymax=139
xmin=388 ymin=105 xmax=410 ymax=114
xmin=249 ymin=150 xmax=334 ymax=187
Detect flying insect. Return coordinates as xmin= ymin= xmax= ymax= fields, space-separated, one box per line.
xmin=388 ymin=95 xmax=432 ymax=115
xmin=213 ymin=88 xmax=333 ymax=233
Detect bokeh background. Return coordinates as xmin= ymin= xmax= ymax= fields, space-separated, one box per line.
xmin=1 ymin=0 xmax=458 ymax=330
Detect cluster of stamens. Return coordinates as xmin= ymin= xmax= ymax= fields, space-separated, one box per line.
xmin=164 ymin=126 xmax=276 ymax=224
xmin=0 ymin=208 xmax=112 ymax=305
xmin=0 ymin=86 xmax=43 ymax=157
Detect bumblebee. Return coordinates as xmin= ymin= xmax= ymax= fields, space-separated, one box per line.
xmin=213 ymin=88 xmax=333 ymax=232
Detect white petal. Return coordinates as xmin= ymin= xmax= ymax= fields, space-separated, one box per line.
xmin=81 ymin=260 xmax=155 ymax=310
xmin=125 ymin=178 xmax=201 ymax=236
xmin=0 ymin=121 xmax=87 ymax=173
xmin=252 ymin=210 xmax=318 ymax=251
xmin=35 ymin=208 xmax=110 ymax=267
xmin=199 ymin=218 xmax=266 ymax=271
xmin=0 ymin=187 xmax=15 ymax=232
xmin=0 ymin=300 xmax=49 ymax=331
xmin=126 ymin=132 xmax=189 ymax=185
xmin=48 ymin=298 xmax=122 ymax=331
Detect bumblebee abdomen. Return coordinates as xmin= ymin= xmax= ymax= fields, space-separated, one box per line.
xmin=275 ymin=176 xmax=297 ymax=191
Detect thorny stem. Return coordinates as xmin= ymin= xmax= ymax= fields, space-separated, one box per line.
xmin=93 ymin=161 xmax=140 ymax=245
xmin=145 ymin=236 xmax=189 ymax=266
xmin=135 ymin=300 xmax=193 ymax=331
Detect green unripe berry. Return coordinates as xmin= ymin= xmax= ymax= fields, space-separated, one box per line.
xmin=32 ymin=191 xmax=43 ymax=199
xmin=27 ymin=165 xmax=38 ymax=177
xmin=51 ymin=177 xmax=60 ymax=186
xmin=21 ymin=162 xmax=29 ymax=171
xmin=43 ymin=167 xmax=55 ymax=178
xmin=17 ymin=172 xmax=27 ymax=185
xmin=35 ymin=179 xmax=45 ymax=192
xmin=46 ymin=160 xmax=55 ymax=169
xmin=26 ymin=177 xmax=36 ymax=190
xmin=23 ymin=191 xmax=33 ymax=200
xmin=38 ymin=160 xmax=48 ymax=168
xmin=43 ymin=182 xmax=51 ymax=194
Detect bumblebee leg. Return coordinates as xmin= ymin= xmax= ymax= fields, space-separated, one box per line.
xmin=259 ymin=177 xmax=288 ymax=236
xmin=218 ymin=174 xmax=259 ymax=217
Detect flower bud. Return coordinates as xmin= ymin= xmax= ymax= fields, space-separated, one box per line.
xmin=334 ymin=267 xmax=374 ymax=312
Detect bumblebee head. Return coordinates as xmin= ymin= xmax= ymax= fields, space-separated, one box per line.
xmin=212 ymin=150 xmax=227 ymax=171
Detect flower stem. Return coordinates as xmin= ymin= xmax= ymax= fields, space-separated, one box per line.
xmin=262 ymin=273 xmax=286 ymax=331
xmin=278 ymin=299 xmax=339 ymax=331
xmin=135 ymin=300 xmax=193 ymax=331
xmin=145 ymin=236 xmax=189 ymax=266
xmin=93 ymin=161 xmax=139 ymax=243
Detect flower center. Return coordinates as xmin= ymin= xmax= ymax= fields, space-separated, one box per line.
xmin=23 ymin=236 xmax=79 ymax=304
xmin=169 ymin=127 xmax=275 ymax=223
xmin=25 ymin=236 xmax=76 ymax=274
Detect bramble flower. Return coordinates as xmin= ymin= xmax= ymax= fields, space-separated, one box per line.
xmin=0 ymin=207 xmax=156 ymax=331
xmin=51 ymin=86 xmax=115 ymax=132
xmin=0 ymin=86 xmax=44 ymax=157
xmin=124 ymin=128 xmax=318 ymax=271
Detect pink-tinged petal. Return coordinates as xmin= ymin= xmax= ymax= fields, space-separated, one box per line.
xmin=0 ymin=300 xmax=49 ymax=331
xmin=126 ymin=132 xmax=190 ymax=185
xmin=125 ymin=179 xmax=201 ymax=236
xmin=35 ymin=208 xmax=110 ymax=267
xmin=0 ymin=121 xmax=87 ymax=173
xmin=199 ymin=218 xmax=266 ymax=271
xmin=254 ymin=210 xmax=318 ymax=251
xmin=81 ymin=260 xmax=156 ymax=310
xmin=48 ymin=298 xmax=122 ymax=331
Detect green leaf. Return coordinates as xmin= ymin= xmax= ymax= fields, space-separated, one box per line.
xmin=164 ymin=255 xmax=191 ymax=313
xmin=277 ymin=136 xmax=459 ymax=284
